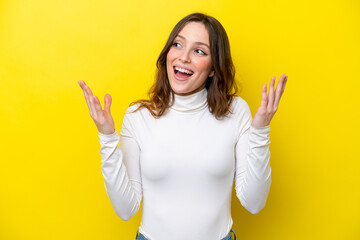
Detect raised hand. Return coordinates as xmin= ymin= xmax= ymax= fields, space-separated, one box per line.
xmin=251 ymin=74 xmax=288 ymax=128
xmin=78 ymin=80 xmax=116 ymax=135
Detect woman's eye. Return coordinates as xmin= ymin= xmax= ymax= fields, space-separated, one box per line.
xmin=172 ymin=42 xmax=181 ymax=47
xmin=196 ymin=49 xmax=206 ymax=55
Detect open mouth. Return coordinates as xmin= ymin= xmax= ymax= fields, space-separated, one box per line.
xmin=173 ymin=66 xmax=194 ymax=80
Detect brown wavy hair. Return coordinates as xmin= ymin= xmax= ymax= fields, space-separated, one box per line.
xmin=130 ymin=12 xmax=238 ymax=119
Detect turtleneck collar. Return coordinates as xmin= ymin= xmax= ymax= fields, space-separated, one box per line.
xmin=169 ymin=87 xmax=208 ymax=113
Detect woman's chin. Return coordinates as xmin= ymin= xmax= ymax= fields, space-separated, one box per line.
xmin=169 ymin=77 xmax=206 ymax=96
xmin=169 ymin=82 xmax=188 ymax=94
xmin=171 ymin=88 xmax=189 ymax=95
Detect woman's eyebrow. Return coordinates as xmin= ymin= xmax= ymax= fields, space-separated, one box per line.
xmin=176 ymin=34 xmax=210 ymax=49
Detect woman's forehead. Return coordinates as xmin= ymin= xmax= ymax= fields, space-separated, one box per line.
xmin=176 ymin=22 xmax=210 ymax=46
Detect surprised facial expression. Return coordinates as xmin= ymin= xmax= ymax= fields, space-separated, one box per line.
xmin=166 ymin=21 xmax=214 ymax=96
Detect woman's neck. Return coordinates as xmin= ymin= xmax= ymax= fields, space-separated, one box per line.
xmin=169 ymin=87 xmax=208 ymax=113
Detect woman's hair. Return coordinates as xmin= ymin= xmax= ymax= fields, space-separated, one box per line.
xmin=130 ymin=12 xmax=238 ymax=119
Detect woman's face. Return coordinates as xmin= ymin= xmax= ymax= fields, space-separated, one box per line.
xmin=166 ymin=21 xmax=214 ymax=96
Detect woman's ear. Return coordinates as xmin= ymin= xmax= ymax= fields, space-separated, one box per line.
xmin=209 ymin=70 xmax=215 ymax=77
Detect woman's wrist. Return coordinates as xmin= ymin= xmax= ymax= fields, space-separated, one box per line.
xmin=98 ymin=128 xmax=116 ymax=136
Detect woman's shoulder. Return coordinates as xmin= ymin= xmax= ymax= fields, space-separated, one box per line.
xmin=125 ymin=102 xmax=142 ymax=114
xmin=229 ymin=96 xmax=252 ymax=132
xmin=231 ymin=95 xmax=251 ymax=115
xmin=121 ymin=102 xmax=151 ymax=135
xmin=124 ymin=101 xmax=154 ymax=121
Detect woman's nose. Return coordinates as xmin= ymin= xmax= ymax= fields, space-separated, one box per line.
xmin=179 ymin=49 xmax=191 ymax=63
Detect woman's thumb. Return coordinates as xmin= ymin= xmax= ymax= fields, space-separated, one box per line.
xmin=104 ymin=94 xmax=112 ymax=113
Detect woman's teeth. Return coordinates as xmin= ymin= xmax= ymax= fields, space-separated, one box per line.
xmin=174 ymin=66 xmax=194 ymax=75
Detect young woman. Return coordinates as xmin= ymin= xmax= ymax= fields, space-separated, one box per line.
xmin=78 ymin=12 xmax=287 ymax=240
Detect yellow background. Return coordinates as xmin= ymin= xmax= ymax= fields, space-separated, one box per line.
xmin=1 ymin=0 xmax=359 ymax=239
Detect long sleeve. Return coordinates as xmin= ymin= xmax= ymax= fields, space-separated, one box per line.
xmin=98 ymin=113 xmax=142 ymax=221
xmin=96 ymin=91 xmax=273 ymax=239
xmin=234 ymin=105 xmax=272 ymax=215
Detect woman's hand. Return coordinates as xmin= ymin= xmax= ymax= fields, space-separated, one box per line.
xmin=78 ymin=80 xmax=116 ymax=135
xmin=251 ymin=74 xmax=288 ymax=128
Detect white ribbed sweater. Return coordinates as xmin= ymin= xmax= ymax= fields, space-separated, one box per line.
xmin=98 ymin=88 xmax=272 ymax=240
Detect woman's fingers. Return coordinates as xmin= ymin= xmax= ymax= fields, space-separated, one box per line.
xmin=85 ymin=84 xmax=94 ymax=97
xmin=81 ymin=81 xmax=95 ymax=102
xmin=77 ymin=80 xmax=84 ymax=88
xmin=78 ymin=81 xmax=92 ymax=112
xmin=93 ymin=95 xmax=103 ymax=112
xmin=89 ymin=94 xmax=104 ymax=120
xmin=252 ymin=74 xmax=288 ymax=128
xmin=78 ymin=81 xmax=102 ymax=119
xmin=260 ymin=84 xmax=268 ymax=108
xmin=282 ymin=75 xmax=288 ymax=95
xmin=273 ymin=74 xmax=288 ymax=108
xmin=267 ymin=77 xmax=275 ymax=110
xmin=104 ymin=94 xmax=112 ymax=114
xmin=78 ymin=81 xmax=115 ymax=134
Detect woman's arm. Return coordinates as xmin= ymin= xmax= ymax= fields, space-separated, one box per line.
xmin=234 ymin=105 xmax=272 ymax=214
xmin=99 ymin=114 xmax=142 ymax=221
xmin=234 ymin=74 xmax=287 ymax=214
xmin=77 ymin=80 xmax=142 ymax=220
